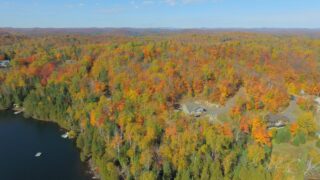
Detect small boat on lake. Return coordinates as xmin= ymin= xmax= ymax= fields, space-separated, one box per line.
xmin=61 ymin=132 xmax=69 ymax=139
xmin=35 ymin=152 xmax=42 ymax=157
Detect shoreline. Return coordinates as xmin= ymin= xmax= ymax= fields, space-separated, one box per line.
xmin=88 ymin=159 xmax=101 ymax=179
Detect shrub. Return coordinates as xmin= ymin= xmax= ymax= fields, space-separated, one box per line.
xmin=316 ymin=140 xmax=320 ymax=149
xmin=292 ymin=132 xmax=306 ymax=146
xmin=275 ymin=127 xmax=291 ymax=144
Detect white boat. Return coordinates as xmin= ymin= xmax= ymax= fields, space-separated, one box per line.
xmin=14 ymin=110 xmax=23 ymax=115
xmin=35 ymin=152 xmax=42 ymax=157
xmin=61 ymin=132 xmax=68 ymax=138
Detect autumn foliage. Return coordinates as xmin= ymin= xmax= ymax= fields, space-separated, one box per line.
xmin=0 ymin=32 xmax=320 ymax=179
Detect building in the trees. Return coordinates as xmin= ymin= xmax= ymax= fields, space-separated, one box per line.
xmin=265 ymin=113 xmax=290 ymax=128
xmin=181 ymin=102 xmax=207 ymax=117
xmin=0 ymin=60 xmax=10 ymax=68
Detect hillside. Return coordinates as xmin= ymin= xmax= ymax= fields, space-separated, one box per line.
xmin=0 ymin=32 xmax=320 ymax=179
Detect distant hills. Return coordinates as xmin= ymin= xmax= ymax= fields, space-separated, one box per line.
xmin=1 ymin=28 xmax=320 ymax=37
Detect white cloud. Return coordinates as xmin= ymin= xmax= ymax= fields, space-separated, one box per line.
xmin=130 ymin=1 xmax=140 ymax=8
xmin=98 ymin=7 xmax=126 ymax=14
xmin=64 ymin=2 xmax=86 ymax=8
xmin=165 ymin=0 xmax=176 ymax=6
xmin=163 ymin=0 xmax=219 ymax=6
xmin=143 ymin=0 xmax=155 ymax=4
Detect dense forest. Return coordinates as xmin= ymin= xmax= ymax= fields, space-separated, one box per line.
xmin=0 ymin=31 xmax=320 ymax=180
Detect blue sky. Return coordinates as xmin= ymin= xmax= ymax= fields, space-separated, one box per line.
xmin=0 ymin=0 xmax=319 ymax=28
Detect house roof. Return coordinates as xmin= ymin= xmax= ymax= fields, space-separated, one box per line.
xmin=265 ymin=113 xmax=289 ymax=123
xmin=182 ymin=102 xmax=203 ymax=113
xmin=0 ymin=60 xmax=10 ymax=66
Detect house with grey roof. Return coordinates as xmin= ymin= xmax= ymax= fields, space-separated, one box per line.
xmin=265 ymin=113 xmax=289 ymax=128
xmin=182 ymin=102 xmax=207 ymax=117
xmin=0 ymin=60 xmax=10 ymax=68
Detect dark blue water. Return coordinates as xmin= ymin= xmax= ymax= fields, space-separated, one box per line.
xmin=0 ymin=110 xmax=91 ymax=180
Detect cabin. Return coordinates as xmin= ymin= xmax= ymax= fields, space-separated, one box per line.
xmin=194 ymin=107 xmax=207 ymax=117
xmin=182 ymin=102 xmax=207 ymax=117
xmin=265 ymin=113 xmax=289 ymax=128
xmin=0 ymin=60 xmax=10 ymax=68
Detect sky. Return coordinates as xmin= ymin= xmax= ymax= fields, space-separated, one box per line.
xmin=0 ymin=0 xmax=319 ymax=28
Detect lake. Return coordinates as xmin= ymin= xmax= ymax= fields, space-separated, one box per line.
xmin=0 ymin=110 xmax=92 ymax=180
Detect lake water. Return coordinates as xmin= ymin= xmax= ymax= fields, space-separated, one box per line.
xmin=0 ymin=110 xmax=92 ymax=180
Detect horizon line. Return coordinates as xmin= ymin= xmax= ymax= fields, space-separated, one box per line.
xmin=1 ymin=27 xmax=320 ymax=30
